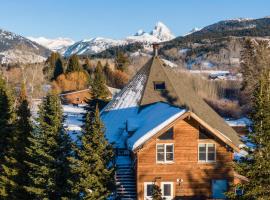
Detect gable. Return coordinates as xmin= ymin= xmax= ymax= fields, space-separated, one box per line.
xmin=132 ymin=111 xmax=240 ymax=152
xmin=140 ymin=57 xmax=179 ymax=106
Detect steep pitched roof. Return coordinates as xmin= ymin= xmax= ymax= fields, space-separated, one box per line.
xmin=103 ymin=55 xmax=241 ymax=148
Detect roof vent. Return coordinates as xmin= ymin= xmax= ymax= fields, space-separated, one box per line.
xmin=153 ymin=43 xmax=159 ymax=57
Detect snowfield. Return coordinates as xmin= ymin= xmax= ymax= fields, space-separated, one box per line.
xmin=63 ymin=104 xmax=86 ymax=141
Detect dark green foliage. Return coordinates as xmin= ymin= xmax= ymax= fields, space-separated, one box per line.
xmin=114 ymin=51 xmax=130 ymax=72
xmin=53 ymin=58 xmax=64 ymax=80
xmin=69 ymin=106 xmax=115 ymax=199
xmin=103 ymin=61 xmax=114 ymax=87
xmin=91 ymin=61 xmax=109 ymax=100
xmin=0 ymin=75 xmax=16 ymax=198
xmin=44 ymin=52 xmax=61 ymax=80
xmin=228 ymin=74 xmax=270 ymax=199
xmin=66 ymin=54 xmax=81 ymax=73
xmin=25 ymin=92 xmax=73 ymax=199
xmin=151 ymin=184 xmax=163 ymax=200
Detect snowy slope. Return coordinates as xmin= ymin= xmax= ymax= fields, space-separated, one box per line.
xmin=28 ymin=36 xmax=74 ymax=54
xmin=64 ymin=21 xmax=175 ymax=57
xmin=0 ymin=29 xmax=51 ymax=64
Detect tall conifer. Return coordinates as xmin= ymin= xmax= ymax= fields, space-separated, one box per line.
xmin=230 ymin=70 xmax=270 ymax=199
xmin=0 ymin=75 xmax=16 ymax=198
xmin=25 ymin=92 xmax=73 ymax=199
xmin=69 ymin=106 xmax=115 ymax=199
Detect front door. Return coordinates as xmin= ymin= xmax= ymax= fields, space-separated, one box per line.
xmin=212 ymin=179 xmax=228 ymax=199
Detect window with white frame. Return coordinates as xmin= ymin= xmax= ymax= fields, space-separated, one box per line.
xmin=157 ymin=144 xmax=174 ymax=163
xmin=144 ymin=182 xmax=154 ymax=199
xmin=198 ymin=143 xmax=216 ymax=162
xmin=161 ymin=182 xmax=173 ymax=199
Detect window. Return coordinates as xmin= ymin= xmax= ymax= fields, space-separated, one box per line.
xmin=157 ymin=144 xmax=174 ymax=163
xmin=158 ymin=128 xmax=174 ymax=140
xmin=198 ymin=143 xmax=216 ymax=162
xmin=144 ymin=182 xmax=154 ymax=199
xmin=154 ymin=81 xmax=166 ymax=90
xmin=161 ymin=182 xmax=173 ymax=199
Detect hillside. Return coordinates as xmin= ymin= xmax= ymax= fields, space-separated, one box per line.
xmin=159 ymin=17 xmax=270 ymax=70
xmin=0 ymin=29 xmax=51 ymax=64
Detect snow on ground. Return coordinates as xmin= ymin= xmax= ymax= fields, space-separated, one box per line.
xmin=63 ymin=104 xmax=86 ymax=141
xmin=225 ymin=117 xmax=252 ymax=127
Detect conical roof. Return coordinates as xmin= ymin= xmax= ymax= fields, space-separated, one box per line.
xmin=103 ymin=54 xmax=241 ymax=147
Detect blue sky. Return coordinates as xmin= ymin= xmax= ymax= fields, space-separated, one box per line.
xmin=1 ymin=0 xmax=269 ymax=40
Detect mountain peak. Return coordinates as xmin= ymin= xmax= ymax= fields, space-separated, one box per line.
xmin=150 ymin=21 xmax=174 ymax=41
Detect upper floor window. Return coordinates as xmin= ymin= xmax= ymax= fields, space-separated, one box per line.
xmin=157 ymin=144 xmax=174 ymax=163
xmin=154 ymin=81 xmax=166 ymax=90
xmin=158 ymin=128 xmax=174 ymax=140
xmin=198 ymin=143 xmax=216 ymax=162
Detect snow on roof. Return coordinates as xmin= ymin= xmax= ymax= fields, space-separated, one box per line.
xmin=103 ymin=60 xmax=150 ymax=111
xmin=102 ymin=102 xmax=185 ymax=149
xmin=127 ymin=103 xmax=186 ymax=150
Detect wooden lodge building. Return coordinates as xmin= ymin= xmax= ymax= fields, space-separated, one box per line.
xmin=60 ymin=86 xmax=120 ymax=104
xmin=101 ymin=45 xmax=245 ymax=200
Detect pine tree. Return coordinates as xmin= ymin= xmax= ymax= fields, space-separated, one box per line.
xmin=2 ymin=83 xmax=33 ymax=199
xmin=69 ymin=106 xmax=115 ymax=199
xmin=151 ymin=184 xmax=163 ymax=200
xmin=91 ymin=61 xmax=109 ymax=100
xmin=66 ymin=54 xmax=81 ymax=73
xmin=115 ymin=51 xmax=129 ymax=72
xmin=44 ymin=52 xmax=61 ymax=80
xmin=229 ymin=70 xmax=270 ymax=200
xmin=53 ymin=57 xmax=64 ymax=80
xmin=25 ymin=92 xmax=73 ymax=199
xmin=0 ymin=75 xmax=16 ymax=198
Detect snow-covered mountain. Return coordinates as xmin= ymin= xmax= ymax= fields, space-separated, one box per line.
xmin=64 ymin=37 xmax=126 ymax=57
xmin=64 ymin=21 xmax=175 ymax=57
xmin=0 ymin=29 xmax=51 ymax=64
xmin=27 ymin=36 xmax=74 ymax=54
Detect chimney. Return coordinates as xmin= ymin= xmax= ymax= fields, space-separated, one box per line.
xmin=152 ymin=43 xmax=159 ymax=57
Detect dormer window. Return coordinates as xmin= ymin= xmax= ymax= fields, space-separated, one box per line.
xmin=154 ymin=81 xmax=166 ymax=90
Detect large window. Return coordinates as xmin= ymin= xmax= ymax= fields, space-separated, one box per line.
xmin=161 ymin=182 xmax=173 ymax=200
xmin=157 ymin=144 xmax=174 ymax=163
xmin=198 ymin=143 xmax=216 ymax=162
xmin=144 ymin=182 xmax=154 ymax=199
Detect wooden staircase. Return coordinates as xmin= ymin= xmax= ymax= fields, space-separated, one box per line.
xmin=115 ymin=150 xmax=136 ymax=200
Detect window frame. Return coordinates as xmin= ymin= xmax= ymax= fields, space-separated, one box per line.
xmin=198 ymin=143 xmax=216 ymax=163
xmin=156 ymin=143 xmax=174 ymax=164
xmin=161 ymin=182 xmax=174 ymax=199
xmin=144 ymin=182 xmax=154 ymax=200
xmin=153 ymin=81 xmax=166 ymax=91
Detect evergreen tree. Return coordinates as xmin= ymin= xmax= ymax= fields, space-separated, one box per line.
xmin=69 ymin=106 xmax=115 ymax=199
xmin=53 ymin=58 xmax=64 ymax=80
xmin=229 ymin=70 xmax=270 ymax=200
xmin=8 ymin=83 xmax=33 ymax=199
xmin=114 ymin=51 xmax=130 ymax=72
xmin=0 ymin=75 xmax=16 ymax=198
xmin=86 ymin=61 xmax=110 ymax=113
xmin=25 ymin=92 xmax=73 ymax=199
xmin=240 ymin=39 xmax=270 ymax=110
xmin=151 ymin=184 xmax=163 ymax=200
xmin=91 ymin=61 xmax=109 ymax=100
xmin=66 ymin=54 xmax=81 ymax=73
xmin=44 ymin=52 xmax=61 ymax=80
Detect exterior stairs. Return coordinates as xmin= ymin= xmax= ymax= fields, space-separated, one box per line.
xmin=115 ymin=152 xmax=136 ymax=200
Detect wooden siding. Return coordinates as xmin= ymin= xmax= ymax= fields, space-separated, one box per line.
xmin=136 ymin=117 xmax=234 ymax=200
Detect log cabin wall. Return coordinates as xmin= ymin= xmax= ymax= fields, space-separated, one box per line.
xmin=136 ymin=117 xmax=234 ymax=200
